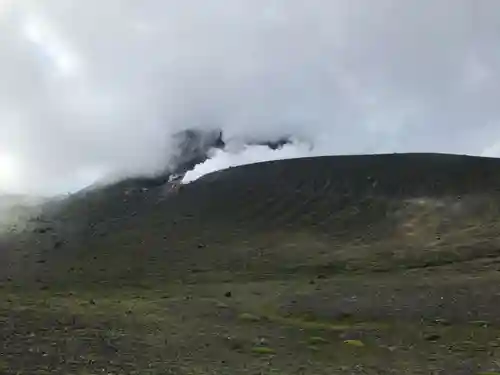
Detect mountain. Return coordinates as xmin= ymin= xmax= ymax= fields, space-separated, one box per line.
xmin=102 ymin=128 xmax=301 ymax=190
xmin=6 ymin=151 xmax=500 ymax=286
xmin=2 ymin=152 xmax=500 ymax=374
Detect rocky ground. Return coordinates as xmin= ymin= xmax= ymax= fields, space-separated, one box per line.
xmin=2 ymin=153 xmax=500 ymax=374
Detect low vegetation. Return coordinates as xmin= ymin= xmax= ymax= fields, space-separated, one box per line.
xmin=2 ymin=154 xmax=500 ymax=373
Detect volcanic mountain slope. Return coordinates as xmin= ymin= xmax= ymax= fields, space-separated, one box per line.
xmin=10 ymin=152 xmax=500 ymax=284
xmin=3 ymin=153 xmax=500 ymax=374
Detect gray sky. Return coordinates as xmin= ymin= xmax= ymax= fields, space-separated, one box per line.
xmin=0 ymin=0 xmax=500 ymax=195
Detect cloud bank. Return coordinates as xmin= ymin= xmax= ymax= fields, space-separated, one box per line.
xmin=1 ymin=0 xmax=500 ymax=195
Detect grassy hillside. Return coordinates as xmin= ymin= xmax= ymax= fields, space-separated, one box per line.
xmin=2 ymin=153 xmax=500 ymax=374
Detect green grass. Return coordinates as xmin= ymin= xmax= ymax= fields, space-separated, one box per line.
xmin=4 ymin=154 xmax=500 ymax=373
xmin=263 ymin=313 xmax=388 ymax=332
xmin=250 ymin=346 xmax=276 ymax=355
xmin=343 ymin=339 xmax=365 ymax=347
xmin=308 ymin=336 xmax=329 ymax=345
xmin=2 ymin=280 xmax=500 ymax=374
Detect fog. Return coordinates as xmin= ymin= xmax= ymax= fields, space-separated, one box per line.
xmin=1 ymin=0 xmax=500 ymax=195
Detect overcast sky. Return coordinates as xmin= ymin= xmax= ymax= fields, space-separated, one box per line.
xmin=0 ymin=0 xmax=500 ymax=195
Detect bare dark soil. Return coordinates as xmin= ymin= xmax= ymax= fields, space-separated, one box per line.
xmin=2 ymin=153 xmax=500 ymax=374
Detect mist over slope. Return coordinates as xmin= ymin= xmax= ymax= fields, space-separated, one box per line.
xmin=1 ymin=1 xmax=500 ymax=195
xmin=0 ymin=194 xmax=47 ymax=229
xmin=4 ymin=153 xmax=500 ymax=374
xmin=78 ymin=127 xmax=308 ymax=189
xmin=3 ymin=2 xmax=500 ymax=372
xmin=163 ymin=127 xmax=303 ymax=180
xmin=3 ymin=152 xmax=500 ymax=289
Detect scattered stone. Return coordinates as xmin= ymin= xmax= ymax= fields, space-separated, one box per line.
xmin=433 ymin=318 xmax=451 ymax=326
xmin=238 ymin=313 xmax=261 ymax=322
xmin=337 ymin=312 xmax=353 ymax=320
xmin=225 ymin=336 xmax=245 ymax=351
xmin=470 ymin=320 xmax=490 ymax=327
xmin=215 ymin=301 xmax=229 ymax=309
xmin=34 ymin=227 xmax=53 ymax=234
xmin=255 ymin=337 xmax=268 ymax=346
xmin=424 ymin=334 xmax=441 ymax=341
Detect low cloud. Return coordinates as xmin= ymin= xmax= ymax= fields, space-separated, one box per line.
xmin=1 ymin=0 xmax=500 ymax=195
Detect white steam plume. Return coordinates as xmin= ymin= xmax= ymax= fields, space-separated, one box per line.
xmin=183 ymin=138 xmax=314 ymax=183
xmin=1 ymin=1 xmax=500 ymax=195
